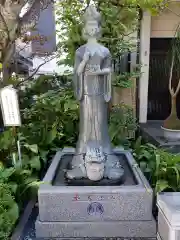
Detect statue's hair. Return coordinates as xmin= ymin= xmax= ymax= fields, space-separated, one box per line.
xmin=83 ymin=5 xmax=101 ymax=24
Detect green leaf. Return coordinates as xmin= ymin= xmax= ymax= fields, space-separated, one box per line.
xmin=144 ymin=167 xmax=152 ymax=173
xmin=0 ymin=129 xmax=14 ymax=150
xmin=19 ymin=169 xmax=32 ymax=176
xmin=21 ymin=177 xmax=41 ymax=196
xmin=23 ymin=176 xmax=38 ymax=185
xmin=0 ymin=168 xmax=15 ymax=183
xmin=24 ymin=144 xmax=38 ymax=153
xmin=155 ymin=180 xmax=169 ymax=194
xmin=7 ymin=202 xmax=19 ymax=222
xmin=133 ymin=136 xmax=142 ymax=151
xmin=146 ymin=143 xmax=157 ymax=149
xmin=40 ymin=150 xmax=49 ymax=162
xmin=29 ymin=156 xmax=41 ymax=171
xmin=168 ymin=166 xmax=180 ymax=185
xmin=8 ymin=182 xmax=18 ymax=194
xmin=139 ymin=161 xmax=147 ymax=172
xmin=45 ymin=126 xmax=57 ymax=144
xmin=141 ymin=150 xmax=153 ymax=160
xmin=155 ymin=154 xmax=161 ymax=176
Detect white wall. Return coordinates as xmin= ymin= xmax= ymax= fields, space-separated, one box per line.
xmin=31 ymin=56 xmax=72 ymax=75
xmin=139 ymin=11 xmax=151 ymax=123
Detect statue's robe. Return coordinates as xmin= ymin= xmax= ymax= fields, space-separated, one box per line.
xmin=74 ymin=42 xmax=113 ymax=154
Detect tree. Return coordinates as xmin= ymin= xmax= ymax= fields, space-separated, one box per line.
xmin=163 ymin=27 xmax=180 ymax=130
xmin=0 ymin=0 xmax=54 ymax=83
xmin=55 ymin=0 xmax=170 ymax=67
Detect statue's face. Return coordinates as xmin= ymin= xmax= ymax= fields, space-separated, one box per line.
xmin=85 ymin=22 xmax=99 ymax=37
xmin=86 ymin=162 xmax=104 ymax=181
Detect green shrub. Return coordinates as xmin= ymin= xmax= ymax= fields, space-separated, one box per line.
xmin=0 ymin=165 xmax=41 ymax=240
xmin=109 ymin=103 xmax=137 ymax=146
xmin=0 ymin=183 xmax=19 ymax=240
xmin=133 ymin=137 xmax=180 ymax=194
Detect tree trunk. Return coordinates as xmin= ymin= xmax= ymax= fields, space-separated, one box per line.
xmin=1 ymin=43 xmax=15 ymax=85
xmin=2 ymin=65 xmax=11 ymax=84
xmin=170 ymin=95 xmax=177 ymax=117
xmin=163 ymin=95 xmax=180 ymax=129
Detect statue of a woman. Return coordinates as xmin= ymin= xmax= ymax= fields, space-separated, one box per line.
xmin=66 ymin=5 xmax=124 ymax=181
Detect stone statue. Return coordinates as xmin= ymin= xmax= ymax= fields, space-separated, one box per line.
xmin=66 ymin=5 xmax=124 ymax=182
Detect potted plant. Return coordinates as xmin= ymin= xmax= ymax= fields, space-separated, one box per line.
xmin=162 ymin=28 xmax=180 ymax=140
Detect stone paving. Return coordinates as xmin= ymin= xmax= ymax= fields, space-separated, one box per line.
xmin=21 ymin=207 xmax=156 ymax=240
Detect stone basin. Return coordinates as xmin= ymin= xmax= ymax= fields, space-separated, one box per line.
xmin=35 ymin=147 xmax=156 ymax=239
xmin=53 ymin=152 xmax=137 ymax=187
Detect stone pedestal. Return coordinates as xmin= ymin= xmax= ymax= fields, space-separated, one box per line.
xmin=35 ymin=148 xmax=156 ymax=239
xmin=157 ymin=192 xmax=180 ymax=240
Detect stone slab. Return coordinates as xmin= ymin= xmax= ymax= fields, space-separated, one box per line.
xmin=38 ymin=190 xmax=153 ymax=222
xmin=38 ymin=148 xmax=153 ymax=222
xmin=33 ymin=238 xmax=157 ymax=240
xmin=157 ymin=192 xmax=180 ymax=226
xmin=12 ymin=204 xmax=156 ymax=240
xmin=157 ymin=210 xmax=180 ymax=240
xmin=35 ymin=219 xmax=157 ymax=239
xmin=157 ymin=193 xmax=180 ymax=240
xmin=158 ymin=211 xmax=171 ymax=240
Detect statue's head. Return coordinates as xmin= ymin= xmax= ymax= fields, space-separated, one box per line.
xmin=86 ymin=162 xmax=104 ymax=181
xmin=83 ymin=5 xmax=101 ymax=40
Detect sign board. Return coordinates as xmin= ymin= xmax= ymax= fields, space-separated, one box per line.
xmin=0 ymin=86 xmax=21 ymax=126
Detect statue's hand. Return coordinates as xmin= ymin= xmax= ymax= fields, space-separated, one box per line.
xmin=77 ymin=65 xmax=83 ymax=76
xmin=86 ymin=71 xmax=99 ymax=76
xmin=83 ymin=52 xmax=90 ymax=62
xmin=86 ymin=68 xmax=110 ymax=76
xmin=76 ymin=52 xmax=90 ymax=76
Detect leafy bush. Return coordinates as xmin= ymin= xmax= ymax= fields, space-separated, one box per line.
xmin=0 ymin=76 xmax=76 ymax=239
xmin=109 ymin=103 xmax=137 ymax=146
xmin=0 ymin=165 xmax=41 ymax=240
xmin=112 ymin=69 xmax=140 ymax=88
xmin=133 ymin=137 xmax=180 ymax=194
xmin=22 ymin=88 xmax=79 ymax=149
xmin=0 ymin=183 xmax=18 ymax=240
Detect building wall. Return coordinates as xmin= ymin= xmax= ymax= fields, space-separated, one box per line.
xmin=31 ymin=2 xmax=56 ymax=56
xmin=30 ymin=3 xmax=57 ymax=75
xmin=151 ymin=1 xmax=180 ymax=38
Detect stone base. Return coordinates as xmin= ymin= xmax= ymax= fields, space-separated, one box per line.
xmin=36 ymin=219 xmax=156 ymax=238
xmin=36 ymin=148 xmax=156 ymax=239
xmin=157 ymin=193 xmax=180 ymax=240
